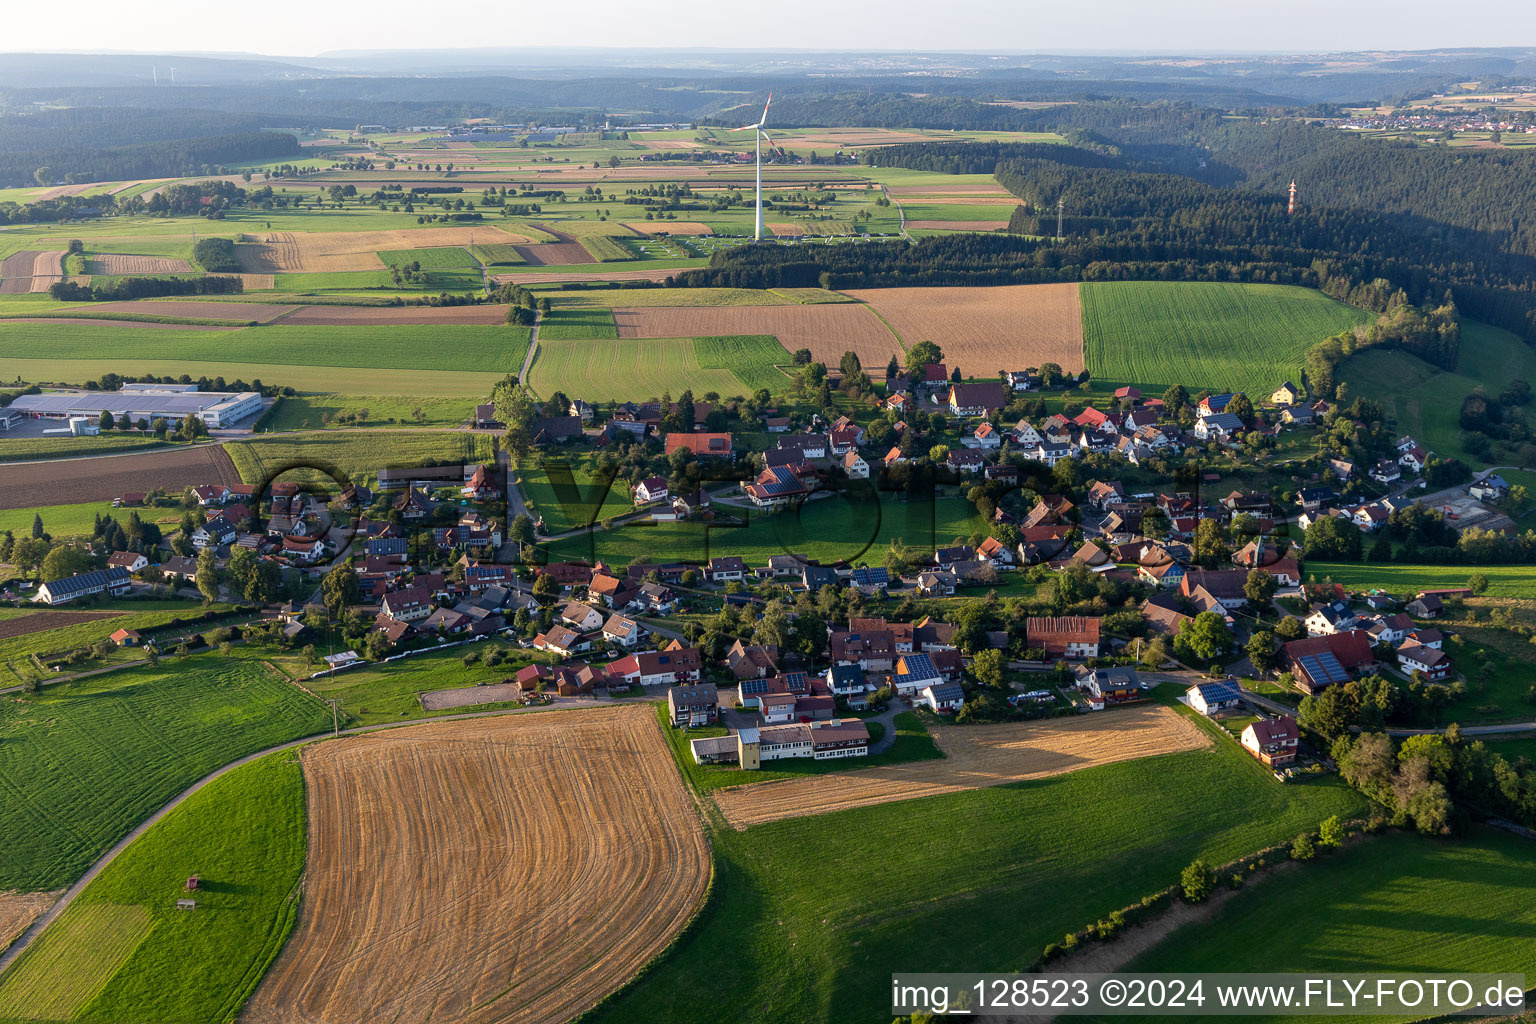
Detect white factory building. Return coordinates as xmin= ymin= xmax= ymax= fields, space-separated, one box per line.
xmin=7 ymin=383 xmax=262 ymax=429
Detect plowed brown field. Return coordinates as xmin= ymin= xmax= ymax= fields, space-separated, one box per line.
xmin=83 ymin=255 xmax=193 ymax=275
xmin=0 ymin=610 xmax=122 ymax=640
xmin=0 ymin=891 xmax=59 ymax=952
xmin=236 ymin=227 xmax=531 ymax=273
xmin=613 ymin=302 xmax=899 ymax=367
xmin=513 ymin=230 xmax=594 ymax=267
xmin=842 ymin=283 xmax=1084 ymax=372
xmin=0 ymin=444 xmax=240 ymax=509
xmin=244 ymin=706 xmax=710 ymax=1024
xmin=713 ymin=704 xmax=1209 ymax=829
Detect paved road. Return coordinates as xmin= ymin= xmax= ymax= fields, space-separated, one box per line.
xmin=0 ymin=698 xmax=655 ymax=975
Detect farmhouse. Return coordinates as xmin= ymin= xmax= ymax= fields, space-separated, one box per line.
xmin=918 ymin=682 xmax=965 ymax=713
xmin=633 ymin=477 xmax=669 ymax=505
xmin=1397 ymin=641 xmax=1453 ymax=681
xmin=1028 ymin=617 xmax=1101 ymax=659
xmin=946 ymin=382 xmax=1007 ymax=418
xmin=889 ymin=653 xmax=943 ymax=697
xmin=667 ymin=683 xmax=720 ymax=726
xmin=1282 ymin=630 xmax=1376 ymax=694
xmin=106 ymin=551 xmax=149 ymax=573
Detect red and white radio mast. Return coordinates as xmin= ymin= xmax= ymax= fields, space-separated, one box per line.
xmin=1287 ymin=179 xmax=1297 ymax=216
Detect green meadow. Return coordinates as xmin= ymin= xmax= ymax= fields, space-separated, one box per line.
xmin=226 ymin=430 xmax=498 ymax=486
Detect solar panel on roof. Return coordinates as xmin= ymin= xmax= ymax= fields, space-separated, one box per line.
xmin=1298 ymin=652 xmax=1349 ymax=686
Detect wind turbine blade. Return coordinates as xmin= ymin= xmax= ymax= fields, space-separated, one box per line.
xmin=761 ymin=91 xmax=772 ymax=125
xmin=732 ymin=124 xmax=758 ymax=131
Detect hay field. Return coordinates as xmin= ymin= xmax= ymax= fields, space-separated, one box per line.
xmin=613 ymin=302 xmax=899 ymax=367
xmin=529 ymin=337 xmax=746 ymax=401
xmin=0 ymin=904 xmax=153 ymax=1019
xmin=712 ymin=704 xmax=1209 ymax=829
xmin=235 ymin=227 xmax=530 ymax=273
xmin=83 ymin=254 xmax=192 ymax=275
xmin=843 ymin=283 xmax=1083 ymax=371
xmin=245 ymin=706 xmax=710 ymax=1024
xmin=0 ymin=890 xmax=59 ymax=952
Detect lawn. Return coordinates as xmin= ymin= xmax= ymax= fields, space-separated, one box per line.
xmin=545 ymin=491 xmax=987 ymax=567
xmin=1340 ymin=320 xmax=1535 ymax=466
xmin=588 ymin=704 xmax=1369 ymax=1024
xmin=0 ymin=435 xmax=170 ymax=463
xmin=661 ymin=706 xmax=940 ymax=792
xmin=518 ymin=458 xmax=637 ymax=534
xmin=1081 ymin=281 xmax=1371 ymax=398
xmin=0 ymin=751 xmax=306 ymax=1024
xmin=1126 ymin=828 xmax=1536 ymax=1022
xmin=260 ymin=393 xmax=471 ymax=431
xmin=0 ymin=656 xmax=330 ymax=890
xmin=1306 ymin=562 xmax=1536 ymax=600
xmin=538 ymin=307 xmax=619 ymax=340
xmin=0 ymin=322 xmax=530 ymax=375
xmin=226 ymin=430 xmax=497 ymax=487
xmin=0 ymin=499 xmax=156 ymax=538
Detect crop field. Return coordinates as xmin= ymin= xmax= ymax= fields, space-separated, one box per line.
xmin=537 ymin=307 xmax=618 ymax=339
xmin=1127 ymin=828 xmax=1536 ymax=1018
xmin=260 ymin=393 xmax=471 ymax=431
xmin=694 ymin=335 xmax=793 ymax=393
xmin=1306 ymin=561 xmax=1536 ymax=599
xmin=3 ymin=356 xmax=501 ymax=398
xmin=529 ymin=336 xmax=754 ymax=403
xmin=0 ymin=657 xmax=330 ymax=890
xmin=1340 ymin=320 xmax=1533 ymax=465
xmin=0 ymin=321 xmax=529 ymax=373
xmin=513 ymin=229 xmax=596 ymax=267
xmin=227 ymin=431 xmax=496 ymax=487
xmin=843 ymin=283 xmax=1083 ymax=372
xmin=244 ymin=706 xmax=710 ymax=1024
xmin=713 ymin=705 xmax=1210 ymax=828
xmin=0 ymin=435 xmax=168 ymax=464
xmin=377 ymin=245 xmax=476 ymax=269
xmin=234 ymin=226 xmax=531 ymax=273
xmin=0 ymin=752 xmax=307 ymax=1024
xmin=275 ymin=304 xmax=512 ymax=325
xmin=80 ymin=255 xmax=192 ymax=275
xmin=518 ymin=460 xmax=639 ymax=534
xmin=545 ymin=491 xmax=985 ymax=567
xmin=579 ymin=235 xmax=633 ymax=261
xmin=591 ymin=704 xmax=1367 ymax=1024
xmin=470 ymin=243 xmax=525 ymax=266
xmin=58 ymin=299 xmax=295 ymax=321
xmin=0 ymin=444 xmax=238 ymax=509
xmin=1081 ymin=281 xmax=1372 ymax=397
xmin=611 ymin=302 xmax=899 ymax=368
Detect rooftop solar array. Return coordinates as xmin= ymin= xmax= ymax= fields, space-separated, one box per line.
xmin=1298 ymin=651 xmax=1350 ymax=687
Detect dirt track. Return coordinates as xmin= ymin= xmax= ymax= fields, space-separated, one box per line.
xmin=0 ymin=444 xmax=240 ymax=509
xmin=244 ymin=705 xmax=710 ymax=1024
xmin=712 ymin=704 xmax=1210 ymax=829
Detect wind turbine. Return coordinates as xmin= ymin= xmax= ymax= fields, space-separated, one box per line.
xmin=168 ymin=66 xmax=176 ymax=84
xmin=732 ymin=93 xmax=780 ymax=241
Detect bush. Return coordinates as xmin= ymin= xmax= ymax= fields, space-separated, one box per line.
xmin=1180 ymin=859 xmax=1216 ymax=903
xmin=1290 ymin=832 xmax=1316 ymax=861
xmin=191 ymin=237 xmax=240 ymax=273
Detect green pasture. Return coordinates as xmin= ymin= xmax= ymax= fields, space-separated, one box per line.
xmin=0 ymin=600 xmax=221 ymax=668
xmin=694 ymin=335 xmax=793 ymax=393
xmin=0 ymin=656 xmax=329 ymax=890
xmin=1306 ymin=562 xmax=1536 ymax=600
xmin=1 ymin=356 xmax=501 ymax=398
xmin=226 ymin=430 xmax=497 ymax=486
xmin=537 ymin=307 xmax=619 ymax=340
xmin=0 ymin=500 xmax=163 ymax=538
xmin=518 ymin=460 xmax=637 ymax=534
xmin=590 ymin=700 xmax=1368 ymax=1024
xmin=1082 ymin=281 xmax=1372 ymax=398
xmin=528 ymin=337 xmax=746 ymax=403
xmin=0 ymin=751 xmax=307 ymax=1024
xmin=0 ymin=435 xmax=170 ymax=463
xmin=260 ymin=393 xmax=471 ymax=431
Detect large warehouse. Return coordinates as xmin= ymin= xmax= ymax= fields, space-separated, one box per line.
xmin=7 ymin=383 xmax=262 ymax=428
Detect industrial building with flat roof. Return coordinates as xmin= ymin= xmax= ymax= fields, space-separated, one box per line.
xmin=8 ymin=384 xmax=262 ymax=428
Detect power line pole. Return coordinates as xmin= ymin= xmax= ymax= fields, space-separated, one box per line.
xmin=1056 ymin=197 xmax=1064 ymax=243
xmin=325 ymin=698 xmax=342 ymax=737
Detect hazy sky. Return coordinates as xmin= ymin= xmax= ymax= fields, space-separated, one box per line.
xmin=8 ymin=0 xmax=1536 ymax=57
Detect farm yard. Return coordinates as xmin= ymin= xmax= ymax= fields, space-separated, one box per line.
xmin=244 ymin=706 xmax=709 ymax=1024
xmin=843 ymin=283 xmax=1083 ymax=371
xmin=1081 ymin=280 xmax=1372 ymax=397
xmin=0 ymin=444 xmax=239 ymax=509
xmin=0 ymin=656 xmax=330 ymax=890
xmin=527 ymin=335 xmax=788 ymax=402
xmin=711 ymin=704 xmax=1211 ymax=829
xmin=0 ymin=752 xmax=307 ymax=1024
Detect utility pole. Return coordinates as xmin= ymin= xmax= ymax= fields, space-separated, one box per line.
xmin=325 ymin=699 xmax=341 ymax=737
xmin=1056 ymin=196 xmax=1064 ymax=242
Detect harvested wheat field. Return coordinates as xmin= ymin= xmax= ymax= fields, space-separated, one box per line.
xmin=27 ymin=252 xmax=66 ymax=293
xmin=83 ymin=254 xmax=193 ymax=275
xmin=0 ymin=252 xmax=39 ymax=294
xmin=622 ymin=221 xmax=716 ymax=236
xmin=232 ymin=273 xmax=276 ymax=290
xmin=713 ymin=704 xmax=1209 ymax=829
xmin=843 ymin=283 xmax=1084 ymax=372
xmin=244 ymin=705 xmax=710 ymax=1024
xmin=236 ymin=227 xmax=531 ymax=274
xmin=905 ymin=219 xmax=1010 ymax=231
xmin=0 ymin=891 xmax=59 ymax=952
xmin=0 ymin=444 xmax=240 ymax=509
xmin=614 ymin=302 xmax=899 ymax=367
xmin=280 ymin=304 xmax=511 ymax=325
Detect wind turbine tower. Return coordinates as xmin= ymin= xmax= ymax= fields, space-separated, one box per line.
xmin=1056 ymin=196 xmax=1064 ymax=241
xmin=152 ymin=65 xmax=158 ymax=86
xmin=733 ymin=93 xmax=778 ymax=241
xmin=1288 ymin=179 xmax=1297 ymax=216
xmin=168 ymin=66 xmax=176 ymax=84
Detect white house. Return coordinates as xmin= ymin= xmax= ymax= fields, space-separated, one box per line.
xmin=633 ymin=476 xmax=669 ymax=505
xmin=841 ymin=451 xmax=870 ymax=479
xmin=1187 ymin=679 xmax=1242 ymax=716
xmin=559 ymin=601 xmax=607 ymax=632
xmin=918 ymin=681 xmax=965 ymax=713
xmin=601 ymin=614 xmax=642 ymax=646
